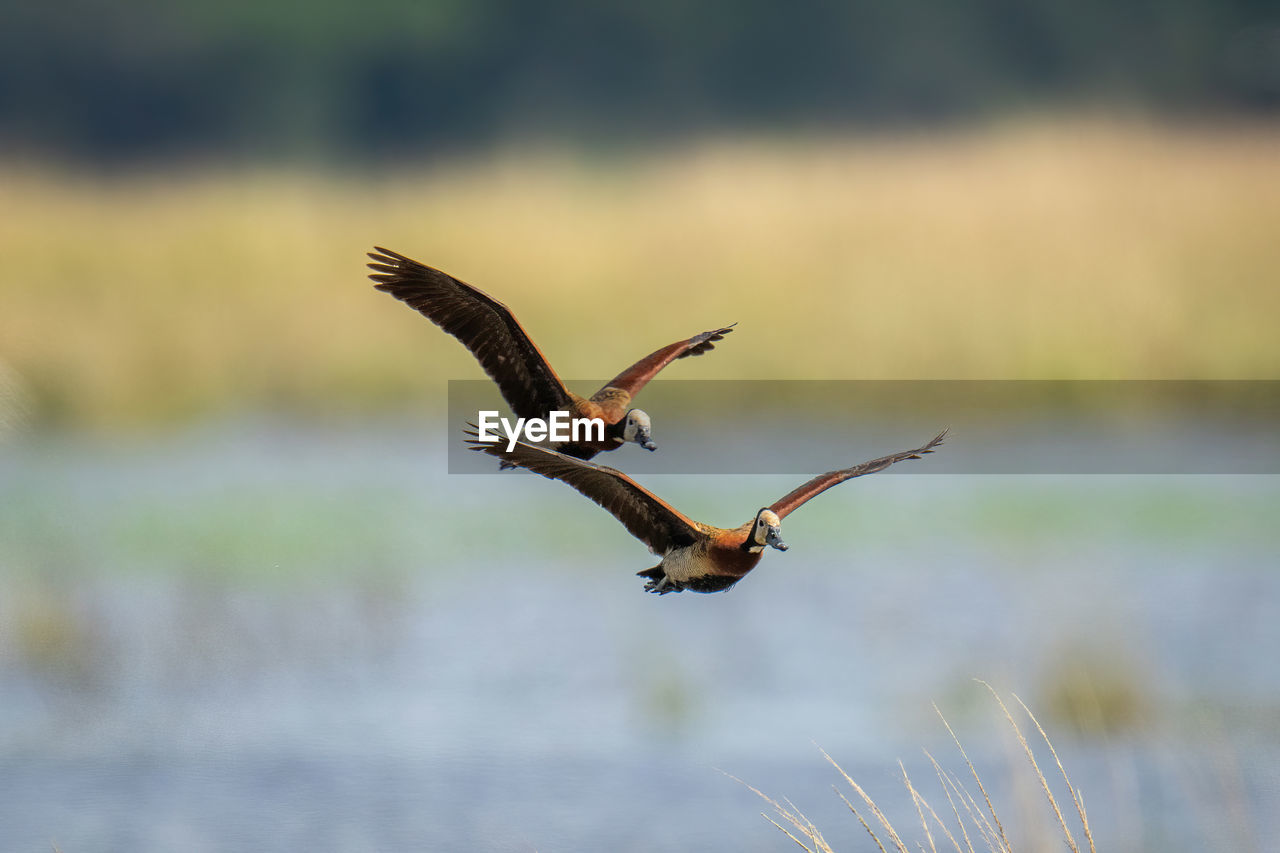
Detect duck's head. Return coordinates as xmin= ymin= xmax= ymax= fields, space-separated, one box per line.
xmin=622 ymin=409 xmax=656 ymax=451
xmin=751 ymin=508 xmax=788 ymax=552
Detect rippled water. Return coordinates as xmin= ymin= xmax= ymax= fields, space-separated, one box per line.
xmin=2 ymin=421 xmax=1277 ymax=851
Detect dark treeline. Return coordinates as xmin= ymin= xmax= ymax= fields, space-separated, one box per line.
xmin=3 ymin=0 xmax=1276 ymax=163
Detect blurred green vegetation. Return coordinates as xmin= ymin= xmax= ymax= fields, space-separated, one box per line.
xmin=1039 ymin=651 xmax=1152 ymax=735
xmin=1 ymin=119 xmax=1277 ymax=430
xmin=2 ymin=0 xmax=1276 ymax=162
xmin=5 ymin=444 xmax=1277 ymax=584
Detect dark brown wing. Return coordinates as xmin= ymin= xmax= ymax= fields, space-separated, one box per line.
xmin=768 ymin=430 xmax=947 ymax=520
xmin=591 ymin=324 xmax=736 ymax=403
xmin=465 ymin=430 xmax=704 ymax=554
xmin=368 ymin=247 xmax=572 ymax=418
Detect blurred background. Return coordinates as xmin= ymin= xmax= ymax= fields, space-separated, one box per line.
xmin=2 ymin=1 xmax=1278 ymax=850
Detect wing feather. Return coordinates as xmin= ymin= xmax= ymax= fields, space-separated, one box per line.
xmin=465 ymin=430 xmax=704 ymax=554
xmin=768 ymin=430 xmax=948 ymax=519
xmin=369 ymin=247 xmax=572 ymax=418
xmin=592 ymin=324 xmax=736 ymax=403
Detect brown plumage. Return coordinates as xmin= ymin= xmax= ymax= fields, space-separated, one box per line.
xmin=466 ymin=428 xmax=947 ymax=594
xmin=368 ymin=247 xmax=734 ymax=460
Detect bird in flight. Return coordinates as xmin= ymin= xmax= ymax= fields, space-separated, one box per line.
xmin=369 ymin=247 xmax=734 ymax=461
xmin=466 ymin=428 xmax=947 ymax=594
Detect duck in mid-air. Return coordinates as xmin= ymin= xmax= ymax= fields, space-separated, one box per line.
xmin=369 ymin=247 xmax=734 ymax=461
xmin=466 ymin=428 xmax=947 ymax=594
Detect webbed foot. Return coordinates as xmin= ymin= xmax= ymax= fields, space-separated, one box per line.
xmin=643 ymin=575 xmax=682 ymax=595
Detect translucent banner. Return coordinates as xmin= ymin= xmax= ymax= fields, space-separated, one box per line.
xmin=447 ymin=380 xmax=1279 ymax=475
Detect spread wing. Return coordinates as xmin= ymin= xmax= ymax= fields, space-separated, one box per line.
xmin=368 ymin=247 xmax=572 ymax=418
xmin=465 ymin=430 xmax=704 ymax=554
xmin=768 ymin=430 xmax=947 ymax=519
xmin=592 ymin=324 xmax=736 ymax=403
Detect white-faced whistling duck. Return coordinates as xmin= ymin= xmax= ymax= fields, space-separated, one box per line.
xmin=465 ymin=428 xmax=947 ymax=594
xmin=368 ymin=247 xmax=734 ymax=462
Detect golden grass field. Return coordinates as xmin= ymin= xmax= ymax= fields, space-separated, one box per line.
xmin=2 ymin=117 xmax=1277 ymax=429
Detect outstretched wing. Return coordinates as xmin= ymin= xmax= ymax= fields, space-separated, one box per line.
xmin=768 ymin=430 xmax=948 ymax=519
xmin=368 ymin=247 xmax=572 ymax=418
xmin=591 ymin=324 xmax=736 ymax=403
xmin=465 ymin=430 xmax=704 ymax=554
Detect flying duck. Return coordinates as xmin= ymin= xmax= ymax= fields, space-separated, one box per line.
xmin=465 ymin=428 xmax=947 ymax=594
xmin=369 ymin=247 xmax=734 ymax=460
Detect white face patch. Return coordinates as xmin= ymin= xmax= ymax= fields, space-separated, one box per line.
xmin=622 ymin=409 xmax=652 ymax=442
xmin=753 ymin=509 xmax=781 ymax=545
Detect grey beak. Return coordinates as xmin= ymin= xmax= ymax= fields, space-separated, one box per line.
xmin=766 ymin=529 xmax=788 ymax=551
xmin=638 ymin=432 xmax=657 ymax=451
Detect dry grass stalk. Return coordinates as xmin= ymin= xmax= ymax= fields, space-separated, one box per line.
xmin=1010 ymin=692 xmax=1095 ymax=853
xmin=722 ymin=771 xmax=836 ymax=853
xmin=741 ymin=685 xmax=1096 ymax=852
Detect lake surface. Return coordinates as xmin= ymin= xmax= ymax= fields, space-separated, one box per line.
xmin=1 ymin=420 xmax=1277 ymax=851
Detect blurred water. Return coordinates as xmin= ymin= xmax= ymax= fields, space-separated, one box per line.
xmin=1 ymin=420 xmax=1278 ymax=852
